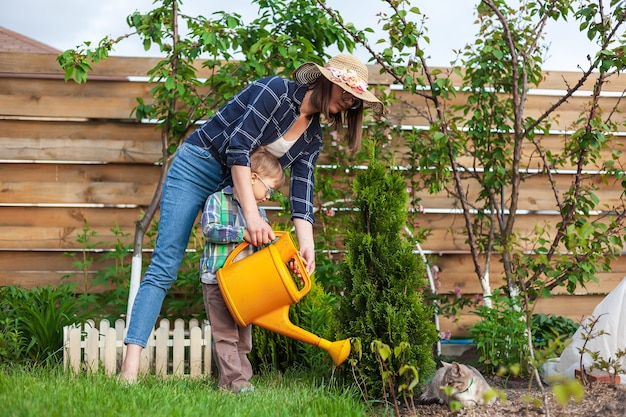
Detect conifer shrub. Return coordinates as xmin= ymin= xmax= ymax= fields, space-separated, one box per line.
xmin=337 ymin=157 xmax=438 ymax=396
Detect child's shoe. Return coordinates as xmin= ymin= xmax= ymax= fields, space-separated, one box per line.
xmin=236 ymin=385 xmax=255 ymax=395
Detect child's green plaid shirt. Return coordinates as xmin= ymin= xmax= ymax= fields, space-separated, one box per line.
xmin=199 ymin=186 xmax=268 ymax=284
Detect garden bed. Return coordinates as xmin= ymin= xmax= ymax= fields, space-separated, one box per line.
xmin=408 ymin=377 xmax=626 ymax=417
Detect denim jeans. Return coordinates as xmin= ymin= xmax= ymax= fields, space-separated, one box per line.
xmin=124 ymin=142 xmax=230 ymax=347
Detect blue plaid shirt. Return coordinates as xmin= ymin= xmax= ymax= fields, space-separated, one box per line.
xmin=185 ymin=75 xmax=322 ymax=224
xmin=199 ymin=187 xmax=267 ymax=284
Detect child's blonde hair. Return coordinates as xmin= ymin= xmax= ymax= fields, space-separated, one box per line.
xmin=250 ymin=146 xmax=286 ymax=188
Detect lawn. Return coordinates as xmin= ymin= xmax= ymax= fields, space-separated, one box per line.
xmin=0 ymin=366 xmax=372 ymax=417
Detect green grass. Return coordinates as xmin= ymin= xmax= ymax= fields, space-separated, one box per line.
xmin=0 ymin=366 xmax=371 ymax=417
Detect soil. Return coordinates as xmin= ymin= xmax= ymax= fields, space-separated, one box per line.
xmin=406 ymin=376 xmax=626 ymax=417
xmin=394 ymin=345 xmax=626 ymax=417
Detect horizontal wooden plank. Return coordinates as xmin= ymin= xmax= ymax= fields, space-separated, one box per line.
xmin=402 ymin=172 xmax=626 ymax=212
xmin=413 ymin=211 xmax=614 ymax=252
xmin=0 ymin=206 xmax=149 ymax=249
xmin=0 ymin=250 xmax=120 ymax=270
xmin=432 ymin=252 xmax=626 ymax=295
xmin=0 ymin=200 xmax=613 ymax=252
xmin=305 ymin=160 xmax=620 ymax=214
xmin=378 ymin=132 xmax=626 ymax=173
xmin=0 ymin=163 xmax=161 ymax=205
xmin=0 ymin=250 xmax=142 ymax=293
xmin=0 ymin=52 xmax=221 ymax=80
xmin=3 ymin=247 xmax=621 ymax=297
xmin=368 ymin=64 xmax=626 ymax=92
xmin=0 ymin=52 xmax=161 ymax=77
xmin=4 ymin=250 xmax=617 ymax=300
xmin=0 ymin=77 xmax=152 ymax=119
xmin=0 ymin=271 xmax=104 ymax=293
xmin=4 ymin=118 xmax=623 ymax=170
xmin=271 ymin=164 xmax=626 ymax=214
xmin=4 ymin=53 xmax=626 ymax=93
xmin=0 ymin=162 xmax=290 ymax=207
xmin=0 ymin=200 xmax=286 ymax=250
xmin=0 ymin=119 xmax=162 ymax=163
xmin=439 ymin=294 xmax=605 ymax=337
xmin=535 ymin=70 xmax=618 ymax=92
xmin=390 ymin=88 xmax=626 ymax=131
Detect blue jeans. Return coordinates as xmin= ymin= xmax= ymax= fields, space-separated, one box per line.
xmin=124 ymin=143 xmax=230 ymax=347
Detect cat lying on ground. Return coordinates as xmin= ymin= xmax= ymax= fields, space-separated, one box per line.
xmin=419 ymin=361 xmax=496 ymax=408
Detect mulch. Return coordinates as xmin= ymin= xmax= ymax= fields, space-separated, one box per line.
xmin=399 ymin=376 xmax=626 ymax=417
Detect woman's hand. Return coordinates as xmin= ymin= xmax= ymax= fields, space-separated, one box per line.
xmin=298 ymin=245 xmax=315 ymax=275
xmin=294 ymin=218 xmax=315 ymax=274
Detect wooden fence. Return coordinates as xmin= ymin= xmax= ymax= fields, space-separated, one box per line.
xmin=63 ymin=318 xmax=212 ymax=377
xmin=2 ymin=51 xmax=626 ymax=338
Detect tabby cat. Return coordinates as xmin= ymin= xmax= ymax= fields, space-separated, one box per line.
xmin=419 ymin=361 xmax=495 ymax=408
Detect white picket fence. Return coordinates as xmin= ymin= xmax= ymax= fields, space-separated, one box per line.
xmin=63 ymin=318 xmax=212 ymax=377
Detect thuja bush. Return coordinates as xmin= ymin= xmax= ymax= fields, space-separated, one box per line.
xmin=336 ymin=154 xmax=438 ymax=396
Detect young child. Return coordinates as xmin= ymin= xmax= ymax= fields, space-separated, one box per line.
xmin=199 ymin=146 xmax=286 ymax=394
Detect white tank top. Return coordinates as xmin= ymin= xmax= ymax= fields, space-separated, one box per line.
xmin=266 ymin=136 xmax=296 ymax=158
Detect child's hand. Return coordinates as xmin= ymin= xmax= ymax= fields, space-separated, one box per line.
xmin=288 ymin=259 xmax=305 ymax=288
xmin=243 ymin=229 xmax=252 ymax=244
xmin=245 ymin=214 xmax=274 ymax=246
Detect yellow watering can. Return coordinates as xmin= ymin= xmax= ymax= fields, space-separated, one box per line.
xmin=216 ymin=231 xmax=351 ymax=366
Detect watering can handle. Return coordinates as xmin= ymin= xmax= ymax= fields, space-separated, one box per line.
xmin=285 ymin=238 xmax=312 ymax=297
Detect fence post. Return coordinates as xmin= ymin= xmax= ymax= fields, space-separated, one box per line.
xmin=155 ymin=319 xmax=168 ymax=377
xmin=115 ymin=319 xmax=125 ymax=365
xmin=189 ymin=324 xmax=202 ymax=377
xmin=103 ymin=326 xmax=117 ymax=376
xmin=172 ymin=319 xmax=185 ymax=376
xmin=99 ymin=319 xmax=110 ymax=364
xmin=85 ymin=324 xmax=98 ymax=373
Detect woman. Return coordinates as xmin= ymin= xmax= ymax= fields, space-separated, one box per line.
xmin=120 ymin=54 xmax=383 ymax=382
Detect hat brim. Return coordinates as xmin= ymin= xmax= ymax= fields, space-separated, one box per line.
xmin=293 ymin=62 xmax=384 ymax=116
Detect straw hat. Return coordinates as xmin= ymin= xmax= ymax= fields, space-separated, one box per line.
xmin=293 ymin=54 xmax=383 ymax=116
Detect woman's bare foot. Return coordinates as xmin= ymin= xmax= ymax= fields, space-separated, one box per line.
xmin=119 ymin=344 xmax=142 ymax=383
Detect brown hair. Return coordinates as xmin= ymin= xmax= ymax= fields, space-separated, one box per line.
xmin=250 ymin=146 xmax=286 ymax=188
xmin=307 ymin=76 xmax=363 ymax=154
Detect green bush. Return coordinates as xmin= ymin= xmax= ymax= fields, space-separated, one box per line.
xmin=469 ymin=289 xmax=529 ymax=375
xmin=531 ymin=313 xmax=579 ymax=353
xmin=0 ymin=285 xmax=90 ymax=365
xmin=0 ymin=316 xmax=24 ymax=366
xmin=336 ymin=156 xmax=438 ymax=396
xmin=469 ymin=292 xmax=581 ymax=376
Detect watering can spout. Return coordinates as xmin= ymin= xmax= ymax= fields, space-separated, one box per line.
xmin=217 ymin=232 xmax=351 ymax=366
xmin=254 ymin=306 xmax=351 ymax=366
xmin=318 ymin=338 xmax=351 ymax=366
